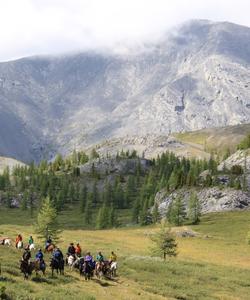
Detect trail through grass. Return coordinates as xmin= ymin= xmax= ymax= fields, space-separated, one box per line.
xmin=0 ymin=209 xmax=250 ymax=299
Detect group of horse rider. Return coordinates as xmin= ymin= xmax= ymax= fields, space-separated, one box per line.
xmin=21 ymin=236 xmax=117 ymax=274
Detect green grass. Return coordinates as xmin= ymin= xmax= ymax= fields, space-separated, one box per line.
xmin=1 ymin=209 xmax=250 ymax=299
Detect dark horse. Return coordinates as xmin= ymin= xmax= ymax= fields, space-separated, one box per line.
xmin=20 ymin=259 xmax=45 ymax=279
xmin=20 ymin=259 xmax=32 ymax=279
xmin=50 ymin=257 xmax=64 ymax=276
xmin=81 ymin=261 xmax=94 ymax=281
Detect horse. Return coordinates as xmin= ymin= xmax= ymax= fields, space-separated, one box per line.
xmin=4 ymin=238 xmax=12 ymax=247
xmin=67 ymin=255 xmax=76 ymax=270
xmin=31 ymin=260 xmax=46 ymax=276
xmin=50 ymin=257 xmax=64 ymax=277
xmin=95 ymin=261 xmax=111 ymax=279
xmin=110 ymin=261 xmax=118 ymax=277
xmin=45 ymin=244 xmax=55 ymax=253
xmin=29 ymin=243 xmax=36 ymax=251
xmin=0 ymin=238 xmax=11 ymax=247
xmin=82 ymin=261 xmax=94 ymax=281
xmin=20 ymin=260 xmax=33 ymax=279
xmin=17 ymin=241 xmax=23 ymax=249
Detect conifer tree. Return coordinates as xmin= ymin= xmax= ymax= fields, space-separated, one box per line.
xmin=96 ymin=204 xmax=109 ymax=229
xmin=187 ymin=192 xmax=201 ymax=224
xmin=152 ymin=202 xmax=160 ymax=224
xmin=80 ymin=185 xmax=88 ymax=213
xmin=150 ymin=222 xmax=177 ymax=260
xmin=35 ymin=197 xmax=60 ymax=243
xmin=108 ymin=205 xmax=117 ymax=227
xmin=132 ymin=198 xmax=140 ymax=224
xmin=168 ymin=196 xmax=186 ymax=226
xmin=84 ymin=195 xmax=92 ymax=225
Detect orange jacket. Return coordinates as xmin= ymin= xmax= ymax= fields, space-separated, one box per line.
xmin=75 ymin=245 xmax=82 ymax=255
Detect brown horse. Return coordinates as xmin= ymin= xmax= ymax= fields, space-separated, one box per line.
xmin=45 ymin=244 xmax=55 ymax=253
xmin=95 ymin=261 xmax=111 ymax=279
xmin=31 ymin=260 xmax=46 ymax=276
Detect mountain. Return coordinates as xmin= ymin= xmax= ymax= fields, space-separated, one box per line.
xmin=0 ymin=19 xmax=250 ymax=162
xmin=0 ymin=156 xmax=25 ymax=174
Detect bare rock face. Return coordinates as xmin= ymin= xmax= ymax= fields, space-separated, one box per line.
xmin=218 ymin=150 xmax=250 ymax=172
xmin=79 ymin=157 xmax=151 ymax=175
xmin=156 ymin=187 xmax=250 ymax=215
xmin=0 ymin=20 xmax=250 ymax=162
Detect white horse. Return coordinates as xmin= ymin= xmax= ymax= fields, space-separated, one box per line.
xmin=29 ymin=243 xmax=36 ymax=251
xmin=110 ymin=262 xmax=118 ymax=277
xmin=17 ymin=241 xmax=23 ymax=249
xmin=67 ymin=255 xmax=76 ymax=270
xmin=4 ymin=238 xmax=12 ymax=246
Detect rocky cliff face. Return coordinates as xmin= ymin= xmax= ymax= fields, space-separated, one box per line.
xmin=0 ymin=20 xmax=250 ymax=162
xmin=155 ymin=187 xmax=250 ymax=215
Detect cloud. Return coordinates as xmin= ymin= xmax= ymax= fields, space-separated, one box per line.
xmin=0 ymin=0 xmax=250 ymax=61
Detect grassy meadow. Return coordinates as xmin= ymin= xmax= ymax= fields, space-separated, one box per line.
xmin=0 ymin=208 xmax=250 ymax=299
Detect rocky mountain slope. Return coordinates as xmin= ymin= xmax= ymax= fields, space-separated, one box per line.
xmin=155 ymin=187 xmax=250 ymax=215
xmin=0 ymin=156 xmax=25 ymax=174
xmin=0 ymin=20 xmax=250 ymax=162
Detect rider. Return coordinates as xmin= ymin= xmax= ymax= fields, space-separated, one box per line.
xmin=109 ymin=251 xmax=117 ymax=264
xmin=75 ymin=243 xmax=82 ymax=257
xmin=15 ymin=234 xmax=22 ymax=248
xmin=45 ymin=236 xmax=52 ymax=250
xmin=28 ymin=236 xmax=34 ymax=246
xmin=67 ymin=243 xmax=76 ymax=257
xmin=53 ymin=247 xmax=64 ymax=262
xmin=96 ymin=251 xmax=105 ymax=264
xmin=85 ymin=252 xmax=95 ymax=269
xmin=22 ymin=246 xmax=31 ymax=262
xmin=35 ymin=248 xmax=45 ymax=268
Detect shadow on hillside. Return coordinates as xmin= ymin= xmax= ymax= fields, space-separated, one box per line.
xmin=0 ymin=276 xmax=15 ymax=283
xmin=32 ymin=276 xmax=52 ymax=284
xmin=92 ymin=278 xmax=114 ymax=287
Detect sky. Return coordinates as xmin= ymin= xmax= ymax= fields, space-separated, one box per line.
xmin=0 ymin=0 xmax=250 ymax=62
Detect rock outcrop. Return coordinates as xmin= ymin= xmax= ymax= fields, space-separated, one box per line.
xmin=155 ymin=187 xmax=250 ymax=215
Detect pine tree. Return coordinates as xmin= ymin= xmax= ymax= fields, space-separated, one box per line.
xmin=35 ymin=197 xmax=61 ymax=243
xmin=21 ymin=191 xmax=28 ymax=210
xmin=187 ymin=192 xmax=201 ymax=224
xmin=96 ymin=204 xmax=109 ymax=229
xmin=132 ymin=198 xmax=140 ymax=224
xmin=168 ymin=196 xmax=186 ymax=226
xmin=80 ymin=185 xmax=87 ymax=213
xmin=108 ymin=205 xmax=117 ymax=227
xmin=92 ymin=181 xmax=99 ymax=207
xmin=84 ymin=195 xmax=92 ymax=226
xmin=140 ymin=199 xmax=152 ymax=226
xmin=152 ymin=202 xmax=160 ymax=224
xmin=150 ymin=222 xmax=177 ymax=260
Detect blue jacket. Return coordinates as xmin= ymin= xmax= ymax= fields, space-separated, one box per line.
xmin=36 ymin=251 xmax=44 ymax=260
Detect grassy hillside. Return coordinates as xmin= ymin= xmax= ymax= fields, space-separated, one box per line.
xmin=174 ymin=123 xmax=250 ymax=156
xmin=1 ymin=209 xmax=250 ymax=299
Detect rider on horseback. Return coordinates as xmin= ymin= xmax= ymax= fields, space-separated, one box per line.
xmin=28 ymin=236 xmax=34 ymax=246
xmin=45 ymin=236 xmax=52 ymax=250
xmin=53 ymin=247 xmax=64 ymax=262
xmin=109 ymin=251 xmax=117 ymax=264
xmin=15 ymin=234 xmax=22 ymax=248
xmin=96 ymin=251 xmax=105 ymax=264
xmin=22 ymin=246 xmax=31 ymax=262
xmin=67 ymin=243 xmax=76 ymax=256
xmin=75 ymin=243 xmax=82 ymax=257
xmin=85 ymin=252 xmax=95 ymax=269
xmin=35 ymin=248 xmax=45 ymax=269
